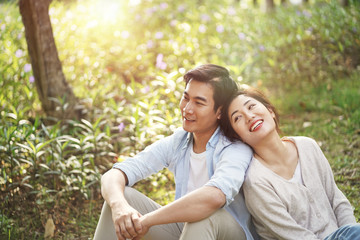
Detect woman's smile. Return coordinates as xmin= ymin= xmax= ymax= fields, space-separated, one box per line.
xmin=250 ymin=119 xmax=264 ymax=132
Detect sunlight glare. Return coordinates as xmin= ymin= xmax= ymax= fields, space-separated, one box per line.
xmin=92 ymin=0 xmax=122 ymax=24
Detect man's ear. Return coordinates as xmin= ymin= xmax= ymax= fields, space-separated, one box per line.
xmin=216 ymin=106 xmax=222 ymax=120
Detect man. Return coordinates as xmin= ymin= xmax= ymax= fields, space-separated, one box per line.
xmin=93 ymin=64 xmax=257 ymax=240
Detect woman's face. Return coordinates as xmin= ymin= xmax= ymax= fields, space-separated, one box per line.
xmin=228 ymin=95 xmax=276 ymax=146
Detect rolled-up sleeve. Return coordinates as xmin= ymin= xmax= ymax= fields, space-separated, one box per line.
xmin=113 ymin=135 xmax=174 ymax=186
xmin=205 ymin=141 xmax=252 ymax=206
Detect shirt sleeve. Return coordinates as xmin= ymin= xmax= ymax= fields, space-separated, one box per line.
xmin=244 ymin=181 xmax=320 ymax=240
xmin=205 ymin=141 xmax=252 ymax=206
xmin=112 ymin=133 xmax=176 ymax=186
xmin=311 ymin=139 xmax=356 ymax=226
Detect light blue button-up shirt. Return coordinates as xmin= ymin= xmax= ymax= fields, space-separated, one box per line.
xmin=113 ymin=127 xmax=258 ymax=239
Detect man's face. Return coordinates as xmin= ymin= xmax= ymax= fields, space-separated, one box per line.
xmin=179 ymin=80 xmax=220 ymax=137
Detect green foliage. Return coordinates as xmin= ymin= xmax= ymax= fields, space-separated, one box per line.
xmin=1 ymin=0 xmax=359 ymax=238
xmin=278 ymin=73 xmax=360 ymax=220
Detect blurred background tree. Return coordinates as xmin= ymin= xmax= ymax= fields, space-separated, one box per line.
xmin=19 ymin=0 xmax=83 ymax=121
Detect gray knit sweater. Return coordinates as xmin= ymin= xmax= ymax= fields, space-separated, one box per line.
xmin=243 ymin=136 xmax=356 ymax=240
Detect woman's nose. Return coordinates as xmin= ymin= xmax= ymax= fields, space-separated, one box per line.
xmin=244 ymin=112 xmax=255 ymax=122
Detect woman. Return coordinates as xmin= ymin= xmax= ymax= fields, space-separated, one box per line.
xmin=220 ymin=88 xmax=360 ymax=240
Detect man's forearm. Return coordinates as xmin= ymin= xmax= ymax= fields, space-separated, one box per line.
xmin=101 ymin=168 xmax=128 ymax=207
xmin=141 ymin=186 xmax=226 ymax=228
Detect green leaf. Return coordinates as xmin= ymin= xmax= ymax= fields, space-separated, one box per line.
xmin=36 ymin=139 xmax=55 ymax=152
xmin=81 ymin=119 xmax=93 ymax=130
xmin=16 ymin=143 xmax=33 ymax=153
xmin=39 ymin=163 xmax=50 ymax=170
xmin=36 ymin=150 xmax=46 ymax=159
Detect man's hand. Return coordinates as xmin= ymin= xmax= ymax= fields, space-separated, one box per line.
xmin=132 ymin=214 xmax=151 ymax=240
xmin=111 ymin=203 xmax=143 ymax=240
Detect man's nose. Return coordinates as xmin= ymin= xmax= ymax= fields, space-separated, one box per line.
xmin=183 ymin=102 xmax=194 ymax=115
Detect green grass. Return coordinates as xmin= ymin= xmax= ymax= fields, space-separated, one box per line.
xmin=278 ymin=73 xmax=360 ymax=220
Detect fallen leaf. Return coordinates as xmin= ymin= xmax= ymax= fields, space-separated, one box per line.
xmin=44 ymin=216 xmax=55 ymax=239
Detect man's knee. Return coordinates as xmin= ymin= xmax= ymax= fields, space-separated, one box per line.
xmin=181 ymin=209 xmax=245 ymax=240
xmin=124 ymin=186 xmax=137 ymax=200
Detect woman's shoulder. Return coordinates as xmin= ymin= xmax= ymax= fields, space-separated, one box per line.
xmin=244 ymin=158 xmax=272 ymax=186
xmin=285 ymin=136 xmax=319 ymax=149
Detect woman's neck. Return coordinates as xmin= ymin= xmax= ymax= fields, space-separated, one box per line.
xmin=252 ymin=132 xmax=287 ymax=165
xmin=252 ymin=133 xmax=299 ymax=180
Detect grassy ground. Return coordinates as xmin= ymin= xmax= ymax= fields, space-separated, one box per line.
xmin=278 ymin=73 xmax=360 ymax=220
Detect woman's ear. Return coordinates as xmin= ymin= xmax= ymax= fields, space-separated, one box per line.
xmin=268 ymin=108 xmax=276 ymax=118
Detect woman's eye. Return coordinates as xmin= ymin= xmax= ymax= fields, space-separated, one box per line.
xmin=234 ymin=115 xmax=242 ymax=122
xmin=249 ymin=104 xmax=256 ymax=110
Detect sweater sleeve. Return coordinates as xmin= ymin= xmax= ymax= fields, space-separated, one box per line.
xmin=312 ymin=140 xmax=356 ymax=226
xmin=244 ymin=181 xmax=320 ymax=240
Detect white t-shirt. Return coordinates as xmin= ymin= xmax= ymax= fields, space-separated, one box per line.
xmin=186 ymin=146 xmax=209 ymax=194
xmin=289 ymin=161 xmax=304 ymax=185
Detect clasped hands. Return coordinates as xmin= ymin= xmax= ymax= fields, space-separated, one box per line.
xmin=112 ymin=204 xmax=150 ymax=240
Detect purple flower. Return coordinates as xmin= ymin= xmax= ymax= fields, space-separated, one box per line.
xmin=17 ymin=33 xmax=22 ymax=39
xmin=199 ymin=25 xmax=206 ymax=33
xmin=296 ymin=10 xmax=301 ymax=16
xmin=142 ymin=86 xmax=150 ymax=94
xmin=146 ymin=7 xmax=157 ymax=15
xmin=15 ymin=49 xmax=23 ymax=58
xmin=118 ymin=122 xmax=125 ymax=132
xmin=201 ymin=14 xmax=211 ymax=22
xmin=227 ymin=7 xmax=236 ymax=16
xmin=216 ymin=25 xmax=224 ymax=33
xmin=29 ymin=76 xmax=35 ymax=83
xmin=147 ymin=40 xmax=154 ymax=48
xmin=0 ymin=24 xmax=5 ymax=31
xmin=24 ymin=63 xmax=32 ymax=73
xmin=178 ymin=5 xmax=186 ymax=12
xmin=170 ymin=20 xmax=177 ymax=27
xmin=121 ymin=31 xmax=130 ymax=39
xmin=302 ymin=10 xmax=312 ymax=18
xmin=238 ymin=32 xmax=246 ymax=40
xmin=155 ymin=32 xmax=164 ymax=39
xmin=160 ymin=3 xmax=168 ymax=9
xmin=156 ymin=53 xmax=167 ymax=70
xmin=259 ymin=45 xmax=265 ymax=52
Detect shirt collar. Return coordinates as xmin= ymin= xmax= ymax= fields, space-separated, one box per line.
xmin=183 ymin=126 xmax=220 ymax=150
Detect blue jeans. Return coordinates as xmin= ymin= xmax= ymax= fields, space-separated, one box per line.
xmin=325 ymin=224 xmax=360 ymax=240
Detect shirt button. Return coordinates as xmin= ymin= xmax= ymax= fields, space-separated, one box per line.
xmin=309 ymin=198 xmax=314 ymax=203
xmin=316 ymin=213 xmax=321 ymax=217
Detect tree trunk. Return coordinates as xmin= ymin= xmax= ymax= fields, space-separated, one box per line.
xmin=339 ymin=0 xmax=349 ymax=6
xmin=19 ymin=0 xmax=83 ymax=121
xmin=265 ymin=0 xmax=275 ymax=11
